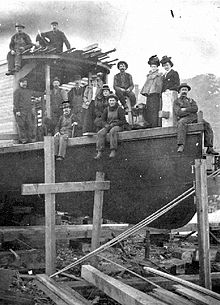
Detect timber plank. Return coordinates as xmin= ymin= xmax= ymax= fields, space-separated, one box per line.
xmin=81 ymin=265 xmax=166 ymax=305
xmin=0 ymin=290 xmax=34 ymax=304
xmin=36 ymin=274 xmax=91 ymax=305
xmin=150 ymin=288 xmax=194 ymax=305
xmin=173 ymin=285 xmax=220 ymax=305
xmin=22 ymin=181 xmax=111 ymax=195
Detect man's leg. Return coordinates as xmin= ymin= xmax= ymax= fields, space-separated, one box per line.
xmin=6 ymin=52 xmax=15 ymax=73
xmin=177 ymin=116 xmax=195 ymax=151
xmin=126 ymin=91 xmax=136 ymax=107
xmin=27 ymin=112 xmax=36 ymax=142
xmin=115 ymin=89 xmax=126 ymax=107
xmin=96 ymin=128 xmax=108 ymax=151
xmin=109 ymin=126 xmax=122 ymax=151
xmin=54 ymin=135 xmax=60 ymax=156
xmin=14 ymin=52 xmax=22 ymax=71
xmin=203 ymin=120 xmax=213 ymax=147
xmin=58 ymin=134 xmax=69 ymax=158
xmin=15 ymin=113 xmax=28 ymax=143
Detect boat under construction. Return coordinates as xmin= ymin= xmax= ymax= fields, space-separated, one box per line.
xmin=0 ymin=44 xmax=210 ymax=229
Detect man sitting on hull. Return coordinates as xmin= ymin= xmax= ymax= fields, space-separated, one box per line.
xmin=113 ymin=60 xmax=136 ymax=109
xmin=174 ymin=83 xmax=218 ymax=155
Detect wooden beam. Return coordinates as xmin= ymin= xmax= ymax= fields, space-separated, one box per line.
xmin=36 ymin=274 xmax=90 ymax=305
xmin=44 ymin=136 xmax=56 ymax=275
xmin=144 ymin=267 xmax=220 ymax=301
xmin=149 ymin=287 xmax=193 ymax=305
xmin=45 ymin=64 xmax=51 ymax=118
xmin=91 ymin=172 xmax=105 ymax=265
xmin=81 ymin=265 xmax=166 ymax=305
xmin=207 ymin=176 xmax=220 ymax=195
xmin=195 ymin=159 xmax=211 ymax=289
xmin=22 ymin=180 xmax=110 ymax=195
xmin=173 ymin=285 xmax=219 ymax=305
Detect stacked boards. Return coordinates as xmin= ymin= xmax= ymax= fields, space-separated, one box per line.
xmin=0 ymin=61 xmax=18 ymax=144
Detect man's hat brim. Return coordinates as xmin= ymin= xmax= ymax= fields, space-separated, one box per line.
xmin=178 ymin=83 xmax=191 ymax=92
xmin=107 ymin=94 xmax=119 ymax=101
xmin=51 ymin=21 xmax=58 ymax=25
xmin=15 ymin=23 xmax=25 ymax=28
xmin=117 ymin=61 xmax=128 ymax=69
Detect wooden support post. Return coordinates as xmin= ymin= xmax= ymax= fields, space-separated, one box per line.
xmin=91 ymin=172 xmax=105 ymax=265
xmin=44 ymin=136 xmax=56 ymax=275
xmin=144 ymin=230 xmax=150 ymax=259
xmin=195 ymin=159 xmax=211 ymax=289
xmin=45 ymin=64 xmax=51 ymax=118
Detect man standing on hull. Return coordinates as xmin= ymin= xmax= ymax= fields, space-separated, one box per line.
xmin=6 ymin=23 xmax=33 ymax=75
xmin=174 ymin=83 xmax=218 ymax=155
xmin=36 ymin=21 xmax=70 ymax=53
xmin=113 ymin=60 xmax=136 ymax=109
xmin=13 ymin=78 xmax=36 ymax=144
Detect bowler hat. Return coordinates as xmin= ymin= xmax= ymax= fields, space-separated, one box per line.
xmin=52 ymin=77 xmax=61 ymax=83
xmin=160 ymin=56 xmax=173 ymax=67
xmin=148 ymin=55 xmax=160 ymax=67
xmin=19 ymin=77 xmax=27 ymax=82
xmin=178 ymin=83 xmax=191 ymax=92
xmin=117 ymin=61 xmax=128 ymax=70
xmin=61 ymin=101 xmax=71 ymax=108
xmin=102 ymin=84 xmax=111 ymax=92
xmin=51 ymin=21 xmax=58 ymax=25
xmin=15 ymin=23 xmax=25 ymax=28
xmin=107 ymin=94 xmax=119 ymax=101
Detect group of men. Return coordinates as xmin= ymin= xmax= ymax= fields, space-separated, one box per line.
xmin=9 ymin=21 xmax=218 ymax=157
xmin=6 ymin=21 xmax=70 ymax=75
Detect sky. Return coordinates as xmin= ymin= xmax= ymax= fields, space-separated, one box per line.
xmin=1 ymin=0 xmax=220 ymax=88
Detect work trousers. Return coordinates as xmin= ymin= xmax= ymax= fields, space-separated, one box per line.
xmin=54 ymin=134 xmax=69 ymax=158
xmin=82 ymin=101 xmax=96 ymax=133
xmin=145 ymin=93 xmax=161 ymax=127
xmin=7 ymin=51 xmax=22 ymax=71
xmin=15 ymin=112 xmax=36 ymax=143
xmin=177 ymin=116 xmax=213 ymax=147
xmin=115 ymin=89 xmax=136 ymax=107
xmin=96 ymin=126 xmax=122 ymax=151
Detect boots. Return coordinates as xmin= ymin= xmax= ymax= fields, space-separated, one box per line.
xmin=206 ymin=147 xmax=219 ymax=155
xmin=109 ymin=150 xmax=116 ymax=158
xmin=94 ymin=151 xmax=102 ymax=160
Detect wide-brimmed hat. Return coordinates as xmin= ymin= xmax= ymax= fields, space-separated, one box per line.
xmin=107 ymin=94 xmax=119 ymax=101
xmin=61 ymin=101 xmax=71 ymax=108
xmin=117 ymin=61 xmax=128 ymax=70
xmin=178 ymin=83 xmax=191 ymax=92
xmin=51 ymin=21 xmax=58 ymax=25
xmin=19 ymin=77 xmax=27 ymax=82
xmin=52 ymin=77 xmax=61 ymax=83
xmin=15 ymin=23 xmax=25 ymax=28
xmin=160 ymin=56 xmax=173 ymax=67
xmin=102 ymin=84 xmax=111 ymax=92
xmin=148 ymin=55 xmax=160 ymax=67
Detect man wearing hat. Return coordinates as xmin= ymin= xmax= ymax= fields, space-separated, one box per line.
xmin=6 ymin=23 xmax=33 ymax=75
xmin=36 ymin=21 xmax=70 ymax=53
xmin=54 ymin=101 xmax=79 ymax=160
xmin=68 ymin=75 xmax=85 ymax=135
xmin=94 ymin=84 xmax=111 ymax=131
xmin=174 ymin=83 xmax=218 ymax=154
xmin=82 ymin=74 xmax=103 ymax=134
xmin=94 ymin=93 xmax=128 ymax=159
xmin=113 ymin=61 xmax=136 ymax=109
xmin=13 ymin=78 xmax=36 ymax=144
xmin=43 ymin=77 xmax=68 ymax=135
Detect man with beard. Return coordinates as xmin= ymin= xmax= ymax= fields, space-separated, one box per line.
xmin=113 ymin=61 xmax=136 ymax=109
xmin=94 ymin=84 xmax=111 ymax=131
xmin=6 ymin=23 xmax=33 ymax=75
xmin=13 ymin=78 xmax=36 ymax=144
xmin=36 ymin=21 xmax=70 ymax=53
xmin=174 ymin=83 xmax=218 ymax=155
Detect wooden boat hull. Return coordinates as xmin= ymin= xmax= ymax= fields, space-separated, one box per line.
xmin=0 ymin=126 xmax=203 ymax=229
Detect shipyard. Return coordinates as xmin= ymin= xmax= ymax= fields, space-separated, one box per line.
xmin=0 ymin=1 xmax=220 ymax=305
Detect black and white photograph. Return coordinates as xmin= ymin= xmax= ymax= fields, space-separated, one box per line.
xmin=0 ymin=0 xmax=220 ymax=304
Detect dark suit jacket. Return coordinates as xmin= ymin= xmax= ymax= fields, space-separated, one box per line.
xmin=162 ymin=69 xmax=180 ymax=92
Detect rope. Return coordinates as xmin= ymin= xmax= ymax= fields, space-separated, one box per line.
xmin=51 ymin=188 xmax=194 ymax=277
xmin=51 ymin=167 xmax=220 ymax=278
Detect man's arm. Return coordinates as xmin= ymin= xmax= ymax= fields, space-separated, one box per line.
xmin=9 ymin=35 xmax=15 ymax=51
xmin=54 ymin=116 xmax=62 ymax=135
xmin=61 ymin=32 xmax=71 ymax=50
xmin=173 ymin=99 xmax=182 ymax=117
xmin=127 ymin=74 xmax=134 ymax=91
xmin=186 ymin=99 xmax=198 ymax=114
xmin=23 ymin=33 xmax=33 ymax=50
xmin=113 ymin=74 xmax=122 ymax=91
